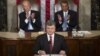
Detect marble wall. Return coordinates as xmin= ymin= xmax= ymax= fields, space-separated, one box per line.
xmin=79 ymin=0 xmax=91 ymax=30
xmin=7 ymin=0 xmax=17 ymax=31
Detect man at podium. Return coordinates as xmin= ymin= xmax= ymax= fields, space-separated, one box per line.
xmin=33 ymin=20 xmax=68 ymax=55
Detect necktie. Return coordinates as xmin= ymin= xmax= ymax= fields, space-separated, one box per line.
xmin=49 ymin=35 xmax=53 ymax=51
xmin=62 ymin=12 xmax=68 ymax=31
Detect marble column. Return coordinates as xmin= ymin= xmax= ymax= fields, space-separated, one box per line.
xmin=79 ymin=0 xmax=91 ymax=30
xmin=7 ymin=0 xmax=17 ymax=32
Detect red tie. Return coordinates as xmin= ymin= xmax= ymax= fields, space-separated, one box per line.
xmin=49 ymin=35 xmax=53 ymax=51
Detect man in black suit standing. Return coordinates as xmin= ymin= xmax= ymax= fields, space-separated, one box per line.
xmin=19 ymin=0 xmax=41 ymax=32
xmin=33 ymin=20 xmax=68 ymax=55
xmin=55 ymin=0 xmax=78 ymax=31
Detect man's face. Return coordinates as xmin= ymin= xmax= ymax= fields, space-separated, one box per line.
xmin=22 ymin=1 xmax=31 ymax=12
xmin=46 ymin=25 xmax=55 ymax=35
xmin=61 ymin=3 xmax=69 ymax=11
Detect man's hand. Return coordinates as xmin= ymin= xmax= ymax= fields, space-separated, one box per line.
xmin=38 ymin=50 xmax=46 ymax=55
xmin=59 ymin=50 xmax=66 ymax=56
xmin=31 ymin=13 xmax=35 ymax=20
xmin=57 ymin=14 xmax=62 ymax=22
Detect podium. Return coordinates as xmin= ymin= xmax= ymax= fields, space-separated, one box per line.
xmin=34 ymin=54 xmax=66 ymax=56
xmin=25 ymin=32 xmax=31 ymax=39
xmin=0 ymin=31 xmax=100 ymax=56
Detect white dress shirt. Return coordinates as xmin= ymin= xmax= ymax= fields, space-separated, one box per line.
xmin=62 ymin=11 xmax=69 ymax=31
xmin=47 ymin=33 xmax=55 ymax=46
xmin=24 ymin=10 xmax=36 ymax=30
xmin=63 ymin=11 xmax=68 ymax=19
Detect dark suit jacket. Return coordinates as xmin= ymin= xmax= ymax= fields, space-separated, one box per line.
xmin=55 ymin=10 xmax=78 ymax=31
xmin=33 ymin=33 xmax=68 ymax=54
xmin=19 ymin=10 xmax=42 ymax=32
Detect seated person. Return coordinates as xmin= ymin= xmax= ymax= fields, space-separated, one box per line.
xmin=19 ymin=0 xmax=41 ymax=32
xmin=55 ymin=0 xmax=78 ymax=31
xmin=33 ymin=20 xmax=68 ymax=55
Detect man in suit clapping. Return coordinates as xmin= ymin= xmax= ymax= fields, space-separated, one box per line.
xmin=55 ymin=0 xmax=78 ymax=31
xmin=19 ymin=0 xmax=42 ymax=32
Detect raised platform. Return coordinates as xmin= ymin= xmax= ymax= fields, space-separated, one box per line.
xmin=0 ymin=31 xmax=100 ymax=56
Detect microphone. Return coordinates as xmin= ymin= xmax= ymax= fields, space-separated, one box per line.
xmin=30 ymin=13 xmax=35 ymax=19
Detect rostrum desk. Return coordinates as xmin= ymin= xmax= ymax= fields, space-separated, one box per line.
xmin=0 ymin=31 xmax=100 ymax=56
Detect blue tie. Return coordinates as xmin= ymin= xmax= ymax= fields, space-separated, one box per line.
xmin=62 ymin=12 xmax=68 ymax=31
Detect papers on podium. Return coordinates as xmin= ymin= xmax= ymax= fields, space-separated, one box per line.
xmin=34 ymin=54 xmax=66 ymax=56
xmin=18 ymin=29 xmax=25 ymax=38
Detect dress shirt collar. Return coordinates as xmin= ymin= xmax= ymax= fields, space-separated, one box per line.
xmin=47 ymin=33 xmax=55 ymax=46
xmin=63 ymin=10 xmax=68 ymax=17
xmin=47 ymin=33 xmax=54 ymax=41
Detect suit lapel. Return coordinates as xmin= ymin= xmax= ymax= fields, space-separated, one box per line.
xmin=23 ymin=12 xmax=26 ymax=20
xmin=61 ymin=11 xmax=64 ymax=22
xmin=68 ymin=10 xmax=71 ymax=15
xmin=44 ymin=34 xmax=50 ymax=51
xmin=52 ymin=34 xmax=58 ymax=52
xmin=30 ymin=10 xmax=32 ymax=15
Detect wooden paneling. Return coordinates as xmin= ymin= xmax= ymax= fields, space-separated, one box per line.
xmin=0 ymin=39 xmax=3 ymax=56
xmin=66 ymin=39 xmax=79 ymax=56
xmin=2 ymin=40 xmax=19 ymax=56
xmin=18 ymin=39 xmax=35 ymax=56
xmin=95 ymin=37 xmax=100 ymax=56
xmin=79 ymin=39 xmax=96 ymax=56
xmin=0 ymin=37 xmax=100 ymax=56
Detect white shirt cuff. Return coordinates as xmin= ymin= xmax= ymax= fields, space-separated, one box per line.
xmin=67 ymin=20 xmax=70 ymax=23
xmin=32 ymin=19 xmax=36 ymax=23
xmin=25 ymin=19 xmax=29 ymax=23
xmin=25 ymin=19 xmax=36 ymax=23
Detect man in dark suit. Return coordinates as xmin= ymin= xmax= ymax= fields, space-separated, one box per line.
xmin=33 ymin=20 xmax=68 ymax=55
xmin=55 ymin=0 xmax=78 ymax=31
xmin=19 ymin=0 xmax=41 ymax=32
